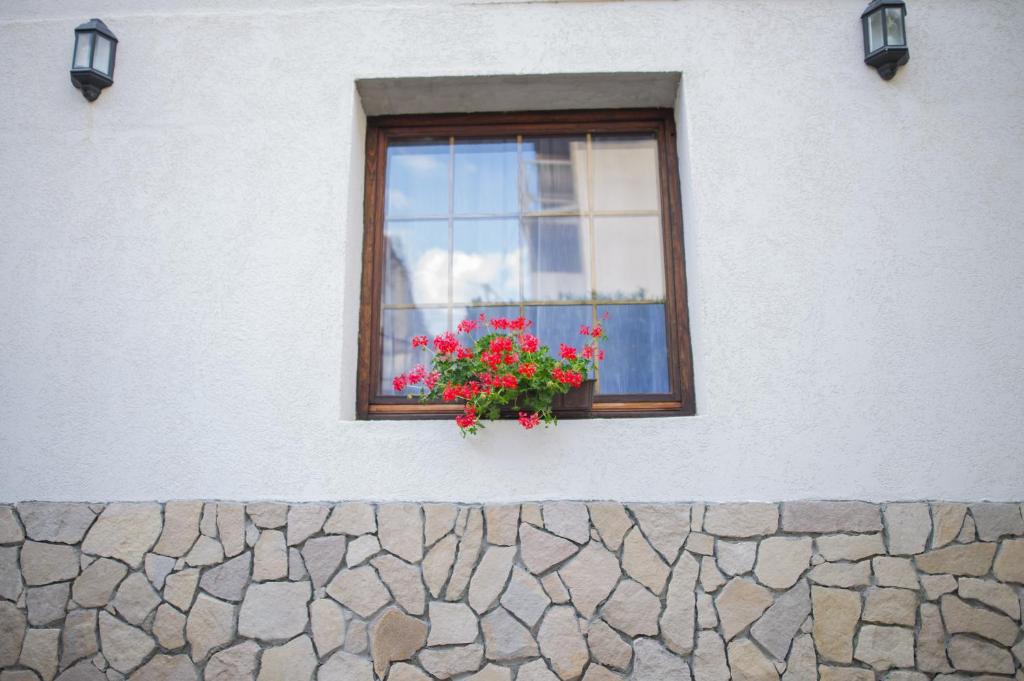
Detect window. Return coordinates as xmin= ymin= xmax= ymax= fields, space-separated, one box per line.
xmin=357 ymin=109 xmax=695 ymax=418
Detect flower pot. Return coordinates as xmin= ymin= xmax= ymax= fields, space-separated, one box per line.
xmin=551 ymin=378 xmax=596 ymax=411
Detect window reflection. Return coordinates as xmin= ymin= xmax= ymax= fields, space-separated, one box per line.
xmin=379 ymin=131 xmax=671 ymax=396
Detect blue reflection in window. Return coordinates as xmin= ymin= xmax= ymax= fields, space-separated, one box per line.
xmin=597 ymin=304 xmax=671 ymax=394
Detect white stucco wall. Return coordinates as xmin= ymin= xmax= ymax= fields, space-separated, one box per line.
xmin=1 ymin=0 xmax=1022 ymax=503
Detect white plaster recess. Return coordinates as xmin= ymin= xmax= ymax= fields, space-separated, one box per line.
xmin=0 ymin=500 xmax=1021 ymax=680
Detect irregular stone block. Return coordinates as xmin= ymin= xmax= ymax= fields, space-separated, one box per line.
xmin=378 ymin=504 xmax=423 ymax=563
xmin=153 ymin=501 xmax=202 ymax=558
xmin=697 ymin=592 xmax=718 ymax=629
xmin=345 ymin=534 xmax=380 ymax=567
xmin=17 ymin=502 xmax=96 ymax=545
xmin=427 ymin=601 xmax=478 ymax=647
xmin=920 ymin=573 xmax=957 ymax=600
xmin=516 ymin=659 xmax=559 ymax=681
xmin=205 ymin=640 xmax=260 ymax=681
xmin=940 ymin=593 xmax=1018 ymax=646
xmin=728 ymin=637 xmax=780 ymax=681
xmin=126 ymin=653 xmax=197 ymax=681
xmin=872 ymin=557 xmax=920 ymax=589
xmin=18 ymin=627 xmax=59 ymax=681
xmin=26 ymin=583 xmax=69 ymax=626
xmin=199 ymin=551 xmax=250 ymax=602
xmin=419 ymin=643 xmax=484 ymax=679
xmin=932 ymin=504 xmax=968 ymax=549
xmin=587 ymin=619 xmax=632 ymax=671
xmin=782 ymin=634 xmax=817 ymax=681
xmin=183 ymin=535 xmax=223 ymax=567
xmin=818 ymin=666 xmax=873 ymax=681
xmin=467 ymin=664 xmax=513 ymax=681
xmin=588 ymin=502 xmax=632 ymax=551
xmin=915 ymin=542 xmax=996 ymax=576
xmin=253 ymin=529 xmax=287 ymax=581
xmin=72 ymin=558 xmax=126 ymax=608
xmin=163 ymin=569 xmax=199 ymax=611
xmin=992 ymin=538 xmax=1024 ymax=583
xmin=751 ymin=580 xmax=811 ymax=660
xmin=385 ymin=662 xmax=431 ymax=681
xmin=60 ymin=608 xmax=98 ymax=668
xmin=537 ymin=606 xmax=588 ymax=680
xmin=424 ymin=504 xmax=458 ymax=546
xmin=621 ymin=527 xmax=669 ymax=595
xmin=916 ymin=602 xmax=952 ymax=673
xmin=318 ymin=649 xmax=373 ymax=681
xmin=143 ymin=553 xmax=175 ymax=591
xmin=469 ymin=545 xmax=516 ymax=614
xmin=716 ymin=578 xmax=773 ymax=641
xmin=700 ymin=556 xmax=727 ymax=593
xmin=631 ymin=637 xmax=690 ymax=681
xmin=310 ymin=598 xmax=346 ymax=658
xmin=957 ymin=577 xmax=1019 ymax=618
xmin=558 ymin=541 xmax=620 ymax=619
xmin=373 ymin=554 xmax=426 ymax=616
xmin=237 ymin=580 xmax=311 ymax=641
xmin=947 ymin=635 xmax=1015 ymax=674
xmin=326 ymin=566 xmax=390 ymax=618
xmin=288 ymin=548 xmax=305 ymax=581
xmin=21 ymin=541 xmax=79 ymax=586
xmin=98 ymin=611 xmax=154 ymax=673
xmin=540 ymin=572 xmax=570 ymax=604
xmin=519 ymin=523 xmax=578 ymax=575
xmin=324 ymin=503 xmax=376 ymax=536
xmin=807 ymin=561 xmax=871 ymax=588
xmin=246 ymin=503 xmax=287 ymax=529
xmin=854 ymin=625 xmax=914 ymax=670
xmin=811 ymin=586 xmax=861 ymax=664
xmin=301 ymin=535 xmax=346 ymax=590
xmin=755 ymin=537 xmax=811 ymax=589
xmin=186 ymin=594 xmax=235 ymax=662
xmin=499 ymin=566 xmax=550 ymax=627
xmin=704 ymin=504 xmax=778 ymax=538
xmin=343 ymin=619 xmax=368 ymax=655
xmin=628 ymin=504 xmax=690 ymax=561
xmin=482 ymin=505 xmax=519 ymax=546
xmin=660 ymin=551 xmax=699 ymax=655
xmin=257 ymin=635 xmax=317 ymax=681
xmin=81 ymin=504 xmax=162 ymax=569
xmin=862 ymin=587 xmax=917 ymax=626
xmin=370 ymin=607 xmax=427 ymax=678
xmin=600 ymin=579 xmax=661 ymax=637
xmin=215 ymin=503 xmax=246 ymax=558
xmin=970 ymin=503 xmax=1024 ymax=541
xmin=693 ymin=630 xmax=729 ymax=681
xmin=112 ymin=573 xmax=161 ymax=626
xmin=422 ymin=534 xmax=457 ymax=598
xmin=152 ymin=603 xmax=186 ymax=649
xmin=883 ymin=503 xmax=931 ymax=555
xmin=718 ymin=540 xmax=757 ymax=576
xmin=286 ymin=504 xmax=329 ymax=546
xmin=446 ymin=509 xmax=483 ymax=599
xmin=815 ymin=534 xmax=886 ymax=562
xmin=481 ymin=607 xmax=537 ymax=661
xmin=781 ymin=502 xmax=881 ymax=534
xmin=0 ymin=506 xmax=24 ymax=544
xmin=0 ymin=546 xmax=21 ymax=602
xmin=542 ymin=502 xmax=590 ymax=545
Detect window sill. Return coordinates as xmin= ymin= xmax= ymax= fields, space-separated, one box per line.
xmin=364 ymin=400 xmax=692 ymax=420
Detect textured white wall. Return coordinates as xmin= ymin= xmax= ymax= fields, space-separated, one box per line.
xmin=1 ymin=0 xmax=1022 ymax=503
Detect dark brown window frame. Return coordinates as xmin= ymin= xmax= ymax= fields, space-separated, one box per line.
xmin=356 ymin=108 xmax=695 ymax=420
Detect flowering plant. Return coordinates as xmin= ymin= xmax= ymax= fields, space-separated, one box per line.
xmin=393 ymin=313 xmax=607 ymax=436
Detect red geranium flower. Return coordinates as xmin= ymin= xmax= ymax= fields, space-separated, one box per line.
xmin=518 ymin=412 xmax=541 ymax=429
xmin=559 ymin=344 xmax=577 ymax=360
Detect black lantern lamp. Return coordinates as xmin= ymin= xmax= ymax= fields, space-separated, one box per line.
xmin=862 ymin=0 xmax=908 ymax=80
xmin=70 ymin=19 xmax=118 ymax=101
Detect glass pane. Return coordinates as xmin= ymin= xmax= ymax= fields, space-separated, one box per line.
xmin=385 ymin=141 xmax=450 ymax=218
xmin=381 ymin=308 xmax=449 ymax=395
xmin=454 ymin=139 xmax=518 ymax=215
xmin=452 ymin=219 xmax=520 ymax=304
xmin=457 ymin=305 xmax=521 ymax=332
xmin=383 ymin=220 xmax=449 ymax=305
xmin=522 ymin=217 xmax=591 ymax=302
xmin=597 ymin=304 xmax=670 ymax=394
xmin=593 ymin=216 xmax=665 ymax=301
xmin=591 ymin=134 xmax=660 ymax=212
xmin=524 ymin=305 xmax=593 ymax=364
xmin=885 ymin=7 xmax=905 ymax=46
xmin=522 ymin=136 xmax=587 ymax=213
xmin=73 ymin=33 xmax=92 ymax=69
xmin=867 ymin=10 xmax=884 ymax=52
xmin=93 ymin=35 xmax=112 ymax=75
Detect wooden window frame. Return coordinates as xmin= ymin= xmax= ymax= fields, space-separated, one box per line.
xmin=356 ymin=108 xmax=695 ymax=420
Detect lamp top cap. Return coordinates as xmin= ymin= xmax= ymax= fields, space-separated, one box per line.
xmin=74 ymin=18 xmax=117 ymax=42
xmin=862 ymin=0 xmax=907 ymax=18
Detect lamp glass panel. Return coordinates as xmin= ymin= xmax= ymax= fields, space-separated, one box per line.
xmin=73 ymin=33 xmax=92 ymax=69
xmin=93 ymin=35 xmax=112 ymax=75
xmin=885 ymin=7 xmax=905 ymax=46
xmin=867 ymin=10 xmax=884 ymax=52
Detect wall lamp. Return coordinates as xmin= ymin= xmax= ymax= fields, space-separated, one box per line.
xmin=862 ymin=0 xmax=909 ymax=80
xmin=70 ymin=19 xmax=118 ymax=101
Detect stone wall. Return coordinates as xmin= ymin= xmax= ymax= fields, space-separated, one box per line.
xmin=0 ymin=501 xmax=1022 ymax=681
